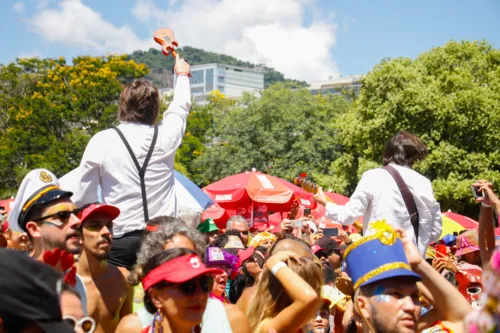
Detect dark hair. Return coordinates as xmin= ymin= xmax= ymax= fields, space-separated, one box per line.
xmin=229 ymin=263 xmax=255 ymax=304
xmin=322 ymin=265 xmax=338 ymax=285
xmin=229 ymin=246 xmax=267 ymax=303
xmin=143 ymin=248 xmax=196 ymax=314
xmin=382 ymin=131 xmax=428 ymax=167
xmin=212 ymin=234 xmax=230 ymax=248
xmin=119 ymin=79 xmax=160 ymax=125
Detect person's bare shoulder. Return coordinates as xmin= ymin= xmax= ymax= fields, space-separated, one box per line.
xmin=223 ymin=303 xmax=251 ymax=333
xmin=115 ymin=312 xmax=142 ymax=333
xmin=236 ymin=285 xmax=257 ymax=313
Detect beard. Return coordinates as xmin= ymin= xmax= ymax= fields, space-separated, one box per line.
xmin=93 ymin=236 xmax=112 ymax=261
xmin=370 ymin=304 xmax=416 ymax=333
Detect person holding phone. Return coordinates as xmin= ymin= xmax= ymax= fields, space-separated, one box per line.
xmin=473 ymin=179 xmax=500 ymax=265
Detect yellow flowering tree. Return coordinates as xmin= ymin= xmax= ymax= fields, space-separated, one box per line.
xmin=0 ymin=55 xmax=148 ymax=195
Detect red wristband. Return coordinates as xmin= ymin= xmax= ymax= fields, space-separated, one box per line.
xmin=176 ymin=72 xmax=190 ymax=77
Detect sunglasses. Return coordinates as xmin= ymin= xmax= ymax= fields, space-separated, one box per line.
xmin=63 ymin=315 xmax=96 ymax=333
xmin=173 ymin=275 xmax=214 ymax=297
xmin=34 ymin=208 xmax=83 ymax=225
xmin=34 ymin=202 xmax=99 ymax=226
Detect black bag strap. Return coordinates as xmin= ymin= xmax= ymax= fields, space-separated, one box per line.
xmin=383 ymin=165 xmax=420 ymax=244
xmin=113 ymin=126 xmax=158 ymax=222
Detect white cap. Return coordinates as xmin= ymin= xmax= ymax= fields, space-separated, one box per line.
xmin=8 ymin=169 xmax=72 ymax=232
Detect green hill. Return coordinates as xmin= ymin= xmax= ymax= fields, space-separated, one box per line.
xmin=127 ymin=46 xmax=308 ymax=88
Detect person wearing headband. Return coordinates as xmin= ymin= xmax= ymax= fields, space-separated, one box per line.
xmin=140 ymin=248 xmax=222 ymax=333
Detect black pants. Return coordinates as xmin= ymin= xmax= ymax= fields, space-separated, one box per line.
xmin=107 ymin=230 xmax=143 ymax=270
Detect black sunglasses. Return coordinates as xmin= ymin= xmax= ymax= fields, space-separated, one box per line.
xmin=34 ymin=202 xmax=97 ymax=224
xmin=174 ymin=275 xmax=214 ymax=297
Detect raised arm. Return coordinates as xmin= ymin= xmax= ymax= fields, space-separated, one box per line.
xmin=474 ymin=180 xmax=499 ymax=265
xmin=263 ymin=251 xmax=319 ymax=333
xmin=399 ymin=229 xmax=472 ymax=331
xmin=313 ymin=174 xmax=371 ymax=226
xmin=157 ymin=54 xmax=192 ymax=153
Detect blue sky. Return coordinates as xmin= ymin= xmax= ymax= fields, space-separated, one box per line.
xmin=1 ymin=0 xmax=498 ymax=81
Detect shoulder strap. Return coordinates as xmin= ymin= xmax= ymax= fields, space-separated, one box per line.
xmin=383 ymin=165 xmax=420 ymax=244
xmin=113 ymin=126 xmax=159 ymax=222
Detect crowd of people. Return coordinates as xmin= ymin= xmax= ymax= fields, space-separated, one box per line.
xmin=0 ymin=54 xmax=499 ymax=333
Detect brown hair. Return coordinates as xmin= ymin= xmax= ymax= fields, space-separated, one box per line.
xmin=246 ymin=258 xmax=323 ymax=332
xmin=118 ymin=79 xmax=160 ymax=125
xmin=382 ymin=131 xmax=428 ymax=167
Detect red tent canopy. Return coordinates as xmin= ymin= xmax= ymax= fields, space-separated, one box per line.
xmin=203 ymin=171 xmax=315 ymax=212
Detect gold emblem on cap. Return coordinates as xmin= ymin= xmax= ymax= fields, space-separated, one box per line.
xmin=40 ymin=171 xmax=52 ymax=183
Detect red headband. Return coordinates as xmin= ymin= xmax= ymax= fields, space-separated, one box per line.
xmin=142 ymin=254 xmax=222 ymax=291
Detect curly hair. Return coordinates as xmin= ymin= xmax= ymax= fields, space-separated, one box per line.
xmin=128 ymin=217 xmax=206 ymax=286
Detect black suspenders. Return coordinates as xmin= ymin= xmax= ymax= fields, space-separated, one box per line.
xmin=113 ymin=126 xmax=158 ymax=222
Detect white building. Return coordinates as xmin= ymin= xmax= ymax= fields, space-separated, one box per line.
xmin=175 ymin=63 xmax=265 ymax=104
xmin=308 ymin=75 xmax=364 ymax=96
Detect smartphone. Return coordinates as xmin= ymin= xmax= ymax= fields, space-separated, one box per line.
xmin=471 ymin=185 xmax=484 ymax=199
xmin=323 ymin=228 xmax=339 ymax=237
xmin=290 ymin=219 xmax=303 ymax=228
xmin=304 ymin=208 xmax=311 ymax=215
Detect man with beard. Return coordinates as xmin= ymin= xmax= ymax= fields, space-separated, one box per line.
xmin=8 ymin=169 xmax=82 ymax=260
xmin=76 ymin=203 xmax=133 ymax=333
xmin=346 ymin=221 xmax=471 ymax=333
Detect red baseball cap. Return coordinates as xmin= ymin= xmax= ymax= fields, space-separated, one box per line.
xmin=79 ymin=203 xmax=120 ymax=223
xmin=142 ymin=254 xmax=223 ymax=291
xmin=238 ymin=247 xmax=255 ymax=263
xmin=311 ymin=244 xmax=325 ymax=254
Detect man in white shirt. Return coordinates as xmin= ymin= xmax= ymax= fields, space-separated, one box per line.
xmin=60 ymin=55 xmax=191 ymax=270
xmin=314 ymin=131 xmax=442 ymax=255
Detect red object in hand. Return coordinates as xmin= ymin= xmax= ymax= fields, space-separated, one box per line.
xmin=153 ymin=28 xmax=178 ymax=57
xmin=436 ymin=244 xmax=448 ymax=258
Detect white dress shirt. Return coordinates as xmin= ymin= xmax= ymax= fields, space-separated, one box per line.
xmin=61 ymin=76 xmax=191 ymax=237
xmin=324 ymin=163 xmax=442 ymax=255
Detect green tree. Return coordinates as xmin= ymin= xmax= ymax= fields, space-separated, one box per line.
xmin=192 ymin=83 xmax=350 ymax=186
xmin=0 ymin=56 xmax=148 ymax=195
xmin=335 ymin=40 xmax=500 ymax=216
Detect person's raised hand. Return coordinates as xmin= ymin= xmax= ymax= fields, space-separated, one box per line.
xmin=432 ymin=257 xmax=457 ymax=273
xmin=174 ymin=53 xmax=190 ymax=75
xmin=281 ymin=219 xmax=293 ymax=233
xmin=313 ymin=187 xmax=328 ymax=206
xmin=337 ymin=229 xmax=351 ymax=244
xmin=315 ymin=228 xmax=325 ymax=239
xmin=473 ymin=180 xmax=500 ymax=208
xmin=396 ymin=229 xmax=423 ymax=270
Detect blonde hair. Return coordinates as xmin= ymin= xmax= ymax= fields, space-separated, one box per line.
xmin=246 ymin=257 xmax=323 ymax=333
xmin=249 ymin=231 xmax=277 ymax=248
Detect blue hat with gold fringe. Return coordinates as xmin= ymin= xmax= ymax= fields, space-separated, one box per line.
xmin=345 ymin=221 xmax=421 ymax=290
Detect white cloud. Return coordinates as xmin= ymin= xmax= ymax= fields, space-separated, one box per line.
xmin=19 ymin=49 xmax=42 ymax=59
xmin=132 ymin=0 xmax=339 ymax=81
xmin=13 ymin=2 xmax=25 ymax=13
xmin=30 ymin=0 xmax=153 ymax=54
